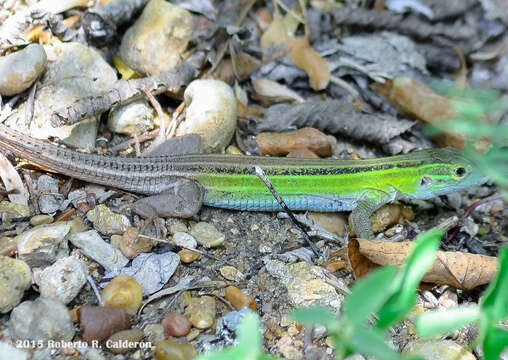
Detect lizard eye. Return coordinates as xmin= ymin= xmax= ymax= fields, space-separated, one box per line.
xmin=420 ymin=176 xmax=432 ymax=187
xmin=454 ymin=167 xmax=467 ymax=178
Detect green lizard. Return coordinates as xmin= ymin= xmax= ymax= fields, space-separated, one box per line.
xmin=0 ymin=123 xmax=487 ymax=238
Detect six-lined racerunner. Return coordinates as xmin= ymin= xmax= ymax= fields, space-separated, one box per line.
xmin=0 ymin=123 xmax=487 ymax=239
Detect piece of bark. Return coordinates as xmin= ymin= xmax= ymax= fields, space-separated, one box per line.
xmin=82 ymin=0 xmax=149 ymax=47
xmin=51 ymin=62 xmax=196 ymax=127
xmin=258 ymin=100 xmax=414 ymax=145
xmin=348 ymin=239 xmax=499 ymax=290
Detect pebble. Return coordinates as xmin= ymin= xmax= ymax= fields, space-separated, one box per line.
xmin=265 ymin=260 xmax=345 ymax=309
xmin=5 ymin=42 xmax=116 ymax=149
xmin=162 ymin=313 xmax=192 ymax=337
xmin=323 ymin=259 xmax=347 ymax=273
xmin=189 ymin=222 xmax=225 ymax=248
xmin=225 ymin=285 xmax=257 ymax=311
xmin=34 ymin=256 xmax=88 ymax=304
xmin=178 ymin=249 xmax=201 ymax=263
xmin=309 ymin=212 xmax=347 ymax=236
xmin=0 ymin=200 xmax=30 ymax=219
xmin=0 ymin=256 xmax=31 ymax=313
xmin=154 ymin=340 xmax=197 ymax=360
xmin=403 ymin=339 xmax=475 ymax=360
xmin=29 ymin=214 xmax=54 ymax=226
xmin=276 ymin=334 xmax=303 ymax=360
xmin=120 ymin=0 xmax=193 ymax=75
xmin=16 ymin=222 xmax=70 ymax=267
xmin=219 ymin=266 xmax=245 ymax=282
xmin=0 ymin=43 xmax=47 ymax=96
xmin=86 ymin=204 xmax=131 ymax=235
xmin=119 ymin=227 xmax=153 ymax=259
xmin=176 ymin=79 xmax=238 ymax=153
xmin=79 ymin=305 xmax=131 ymax=343
xmin=102 ymin=275 xmax=143 ymax=315
xmin=10 ymin=297 xmax=75 ymax=341
xmin=36 ymin=175 xmax=62 ymax=214
xmin=166 ymin=219 xmax=188 ymax=234
xmin=0 ymin=236 xmax=17 ymax=256
xmin=68 ymin=230 xmax=129 ymax=272
xmin=185 ymin=296 xmax=216 ymax=329
xmin=106 ymin=329 xmax=145 ymax=355
xmin=0 ymin=342 xmax=30 ymax=360
xmin=108 ymin=100 xmax=154 ymax=135
xmin=185 ymin=328 xmax=200 ymax=341
xmin=172 ymin=232 xmax=198 ymax=249
xmin=104 ymin=251 xmax=179 ymax=295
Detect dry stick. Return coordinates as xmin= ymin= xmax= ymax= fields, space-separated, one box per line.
xmin=24 ymin=79 xmax=38 ymax=129
xmin=167 ymin=102 xmax=185 ymax=138
xmin=51 ymin=63 xmax=195 ymax=127
xmin=253 ymin=165 xmax=321 ymax=257
xmin=87 ymin=275 xmax=104 ymax=306
xmin=139 ymin=87 xmax=166 ymax=153
xmin=110 ymin=129 xmax=160 ymax=153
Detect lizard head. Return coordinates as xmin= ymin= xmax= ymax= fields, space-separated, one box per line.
xmin=414 ymin=148 xmax=488 ymax=199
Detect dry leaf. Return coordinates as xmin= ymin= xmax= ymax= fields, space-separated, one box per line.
xmin=113 ymin=55 xmax=141 ymax=80
xmin=231 ymin=51 xmax=261 ymax=81
xmin=373 ymin=77 xmax=491 ymax=152
xmin=348 ymin=239 xmax=499 ymax=290
xmin=255 ymin=127 xmax=333 ymax=157
xmin=286 ymin=36 xmax=330 ymax=91
xmin=0 ymin=151 xmax=28 ymax=206
xmin=252 ymin=78 xmax=305 ymax=104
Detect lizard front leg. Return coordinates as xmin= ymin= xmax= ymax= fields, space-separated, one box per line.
xmin=351 ymin=189 xmax=395 ymax=239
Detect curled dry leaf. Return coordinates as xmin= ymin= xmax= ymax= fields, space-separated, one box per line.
xmin=260 ymin=9 xmax=330 ymax=90
xmin=252 ymin=78 xmax=305 ymax=104
xmin=255 ymin=127 xmax=333 ymax=157
xmin=372 ymin=77 xmax=491 ymax=152
xmin=348 ymin=238 xmax=498 ymax=290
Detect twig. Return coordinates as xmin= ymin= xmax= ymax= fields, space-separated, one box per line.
xmin=253 ymin=165 xmax=320 ymax=257
xmin=87 ymin=275 xmax=104 ymax=306
xmin=140 ymin=87 xmax=166 ymax=153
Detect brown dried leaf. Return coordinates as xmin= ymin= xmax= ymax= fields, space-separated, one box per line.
xmin=255 ymin=127 xmax=333 ymax=157
xmin=287 ymin=36 xmax=330 ymax=91
xmin=373 ymin=78 xmax=491 ymax=152
xmin=260 ymin=10 xmax=288 ymax=60
xmin=348 ymin=239 xmax=499 ymax=290
xmin=0 ymin=151 xmax=28 ymax=206
xmin=252 ymin=78 xmax=305 ymax=104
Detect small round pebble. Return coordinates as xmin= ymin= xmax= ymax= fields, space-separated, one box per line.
xmin=106 ymin=328 xmax=145 ymax=354
xmin=189 ymin=222 xmax=225 ymax=248
xmin=162 ymin=313 xmax=192 ymax=337
xmin=219 ymin=266 xmax=245 ymax=282
xmin=172 ymin=232 xmax=197 ymax=249
xmin=178 ymin=249 xmax=200 ymax=263
xmin=0 ymin=44 xmax=47 ymax=96
xmin=119 ymin=227 xmax=153 ymax=259
xmin=184 ymin=296 xmax=216 ymax=329
xmin=225 ymin=285 xmax=257 ymax=311
xmin=155 ymin=340 xmax=197 ymax=360
xmin=29 ymin=214 xmax=54 ymax=226
xmin=102 ymin=275 xmax=143 ymax=314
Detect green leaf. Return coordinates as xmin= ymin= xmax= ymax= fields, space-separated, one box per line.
xmin=376 ymin=230 xmax=442 ymax=330
xmin=349 ymin=328 xmax=401 ymax=360
xmin=481 ymin=247 xmax=508 ymax=324
xmin=291 ymin=306 xmax=336 ymax=326
xmin=237 ymin=312 xmax=262 ymax=357
xmin=483 ymin=326 xmax=508 ymax=360
xmin=416 ymin=306 xmax=481 ymax=338
xmin=342 ymin=266 xmax=398 ymax=326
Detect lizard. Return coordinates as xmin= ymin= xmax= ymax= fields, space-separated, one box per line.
xmin=0 ymin=123 xmax=487 ymax=239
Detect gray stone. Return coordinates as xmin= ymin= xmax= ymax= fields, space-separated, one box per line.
xmin=34 ymin=256 xmax=88 ymax=304
xmin=9 ymin=297 xmax=75 ymax=341
xmin=189 ymin=221 xmax=226 ymax=248
xmin=0 ymin=256 xmax=31 ymax=313
xmin=172 ymin=232 xmax=197 ymax=249
xmin=5 ymin=42 xmax=116 ymax=149
xmin=0 ymin=43 xmax=47 ymax=96
xmin=68 ymin=230 xmax=129 ymax=272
